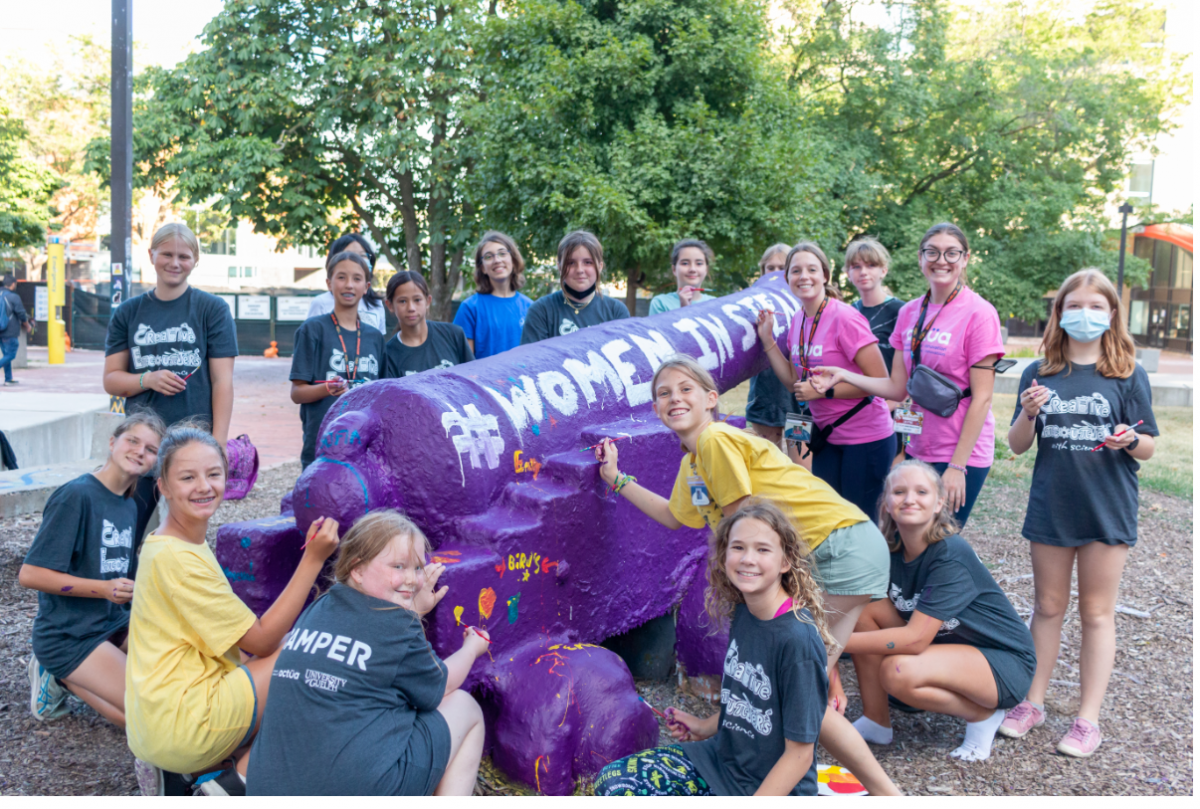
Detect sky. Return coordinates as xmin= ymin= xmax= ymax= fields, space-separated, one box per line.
xmin=0 ymin=0 xmax=226 ymax=69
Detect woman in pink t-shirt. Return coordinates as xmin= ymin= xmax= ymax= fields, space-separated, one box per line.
xmin=810 ymin=223 xmax=1004 ymax=526
xmin=755 ymin=242 xmax=896 ymax=520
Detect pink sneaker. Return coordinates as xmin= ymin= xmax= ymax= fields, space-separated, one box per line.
xmin=998 ymin=701 xmax=1045 ymax=739
xmin=1056 ymin=717 xmax=1101 ymax=758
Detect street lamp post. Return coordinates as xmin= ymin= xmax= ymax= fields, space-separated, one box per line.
xmin=111 ymin=0 xmax=132 ymax=310
xmin=1116 ymin=202 xmax=1134 ymax=302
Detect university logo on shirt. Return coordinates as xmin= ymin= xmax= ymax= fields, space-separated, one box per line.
xmin=99 ymin=519 xmax=133 ymax=575
xmin=329 ymin=349 xmax=379 ymax=377
xmin=558 ymin=318 xmax=579 ymax=336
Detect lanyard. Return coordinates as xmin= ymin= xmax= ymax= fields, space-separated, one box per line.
xmin=331 ymin=314 xmax=361 ymax=382
xmin=911 ymin=282 xmax=963 ymax=366
xmin=794 ymin=297 xmax=829 ymax=380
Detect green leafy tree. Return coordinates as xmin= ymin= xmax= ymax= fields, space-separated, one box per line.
xmin=780 ymin=0 xmax=1188 ymax=320
xmin=90 ymin=0 xmax=485 ymax=318
xmin=465 ymin=0 xmax=827 ymax=311
xmin=0 ymin=105 xmax=60 ymax=251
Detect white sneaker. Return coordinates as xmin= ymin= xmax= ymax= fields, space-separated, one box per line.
xmin=27 ymin=654 xmax=70 ymax=721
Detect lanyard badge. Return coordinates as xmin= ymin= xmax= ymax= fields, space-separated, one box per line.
xmin=331 ymin=314 xmax=362 ymax=383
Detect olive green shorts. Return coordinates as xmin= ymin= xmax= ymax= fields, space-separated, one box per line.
xmin=809 ymin=520 xmax=890 ymax=599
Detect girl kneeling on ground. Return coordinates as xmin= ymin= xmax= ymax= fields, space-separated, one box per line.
xmin=999 ymin=269 xmax=1157 ymax=758
xmin=124 ymin=423 xmax=340 ymax=795
xmin=596 ymin=500 xmax=830 ymax=796
xmin=21 ymin=410 xmax=166 ymax=726
xmin=247 ymin=510 xmax=489 ymax=795
xmin=846 ymin=460 xmax=1036 ymax=762
xmin=596 ymin=354 xmax=899 ymax=796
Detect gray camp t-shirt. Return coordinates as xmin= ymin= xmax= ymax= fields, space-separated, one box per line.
xmin=382 ymin=320 xmax=474 ymax=378
xmin=289 ymin=314 xmax=384 ymax=467
xmin=104 ymin=288 xmax=238 ymax=429
xmin=1012 ymin=362 xmax=1158 ymax=545
xmin=889 ymin=535 xmax=1034 ymax=660
xmin=24 ymin=474 xmax=139 ymax=679
xmin=519 ymin=290 xmax=629 ymax=345
xmin=246 ymin=583 xmax=450 ymax=796
xmin=684 ymin=603 xmax=827 ymax=796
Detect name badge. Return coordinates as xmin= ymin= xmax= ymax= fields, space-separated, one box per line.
xmin=687 ymin=475 xmax=711 ymax=507
xmin=784 ymin=412 xmax=814 ymax=444
xmin=893 ymin=407 xmax=924 ymax=435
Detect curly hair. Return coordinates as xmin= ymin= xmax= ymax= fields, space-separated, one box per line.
xmin=703 ymin=498 xmax=835 ymax=650
xmin=877 ymin=460 xmax=960 ymax=552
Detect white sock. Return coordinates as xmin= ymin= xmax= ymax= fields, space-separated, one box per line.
xmin=951 ymin=709 xmax=1006 ymax=762
xmin=852 ymin=715 xmax=893 ymax=745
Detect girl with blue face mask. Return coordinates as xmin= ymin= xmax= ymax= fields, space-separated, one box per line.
xmin=1001 ymin=269 xmax=1157 ymax=760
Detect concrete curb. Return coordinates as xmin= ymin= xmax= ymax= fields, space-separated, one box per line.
xmin=0 ymin=461 xmax=101 ymax=518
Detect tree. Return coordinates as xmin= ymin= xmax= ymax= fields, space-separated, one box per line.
xmin=465 ymin=0 xmax=828 ymax=311
xmin=96 ymin=0 xmax=485 ymax=319
xmin=0 ymin=105 xmax=60 ymax=252
xmin=778 ymin=0 xmax=1188 ymax=320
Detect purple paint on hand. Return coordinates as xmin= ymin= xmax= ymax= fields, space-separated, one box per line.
xmin=60 ymin=586 xmax=73 ymax=592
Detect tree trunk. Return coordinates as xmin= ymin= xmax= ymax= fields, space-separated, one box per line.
xmin=624 ymin=263 xmax=640 ymax=316
xmin=397 ymin=169 xmax=422 ymax=274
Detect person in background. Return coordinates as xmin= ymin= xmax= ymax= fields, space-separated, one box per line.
xmin=999 ymin=269 xmax=1157 ymax=759
xmin=744 ymin=244 xmax=800 ymax=456
xmin=382 ymin=272 xmax=474 ymax=378
xmin=846 ymin=236 xmax=905 ymax=402
xmin=520 ymin=230 xmax=629 ymax=344
xmin=103 ymin=222 xmax=238 ymax=541
xmin=20 ymin=411 xmax=165 ymax=728
xmin=1 ymin=274 xmax=34 ymax=386
xmin=305 ymin=233 xmax=388 ymax=334
xmin=810 ymin=222 xmax=1004 ymax=527
xmin=453 ymin=231 xmax=533 ymax=358
xmin=648 ymin=239 xmax=716 ymax=315
xmin=291 ymin=251 xmax=385 ymax=469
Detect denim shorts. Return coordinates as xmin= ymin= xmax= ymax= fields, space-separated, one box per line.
xmin=809 ymin=520 xmax=890 ymax=599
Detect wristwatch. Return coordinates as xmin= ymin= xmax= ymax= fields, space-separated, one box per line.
xmin=824 ymin=387 xmax=835 ymax=399
xmin=1127 ymin=435 xmax=1140 ymax=451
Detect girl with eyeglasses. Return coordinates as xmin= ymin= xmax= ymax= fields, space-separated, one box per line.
xmin=810 ymin=223 xmax=1005 ymax=526
xmin=453 ymin=231 xmax=534 ymax=358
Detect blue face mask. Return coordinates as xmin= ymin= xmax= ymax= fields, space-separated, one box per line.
xmin=1060 ymin=308 xmax=1111 ymax=343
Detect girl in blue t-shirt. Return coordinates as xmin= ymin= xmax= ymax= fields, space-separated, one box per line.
xmin=595 ymin=499 xmax=831 ymax=796
xmin=999 ymin=269 xmax=1157 ymax=759
xmin=846 ymin=460 xmax=1035 ymax=763
xmin=20 ymin=410 xmax=166 ymax=727
xmin=452 ymin=231 xmax=534 ymax=359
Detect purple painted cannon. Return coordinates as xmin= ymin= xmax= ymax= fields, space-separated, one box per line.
xmin=215 ymin=273 xmax=800 ymax=793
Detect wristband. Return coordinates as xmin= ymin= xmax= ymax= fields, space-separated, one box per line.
xmin=139 ymin=371 xmax=147 ymax=390
xmin=947 ymin=462 xmax=967 ymax=474
xmin=610 ymin=473 xmax=637 ymax=494
xmin=1126 ymin=436 xmax=1140 ymax=451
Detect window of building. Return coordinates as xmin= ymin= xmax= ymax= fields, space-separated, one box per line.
xmin=227 ymin=266 xmax=257 ymax=279
xmin=1152 ymin=242 xmax=1173 ymax=287
xmin=204 ymin=229 xmax=238 ymax=256
xmin=1168 ymin=304 xmax=1191 ymax=341
xmin=1127 ymin=160 xmax=1154 ymax=198
xmin=1173 ymin=248 xmax=1192 ymax=290
xmin=1129 ymin=300 xmax=1149 ymax=336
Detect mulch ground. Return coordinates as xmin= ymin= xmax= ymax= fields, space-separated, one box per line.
xmin=0 ymin=463 xmax=1191 ymax=795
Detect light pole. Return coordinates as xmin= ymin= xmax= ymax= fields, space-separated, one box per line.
xmin=111 ymin=0 xmax=132 ymax=310
xmin=1116 ymin=202 xmax=1134 ymax=302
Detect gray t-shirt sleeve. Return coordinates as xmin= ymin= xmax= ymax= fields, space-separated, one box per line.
xmin=393 ymin=614 xmax=448 ymax=712
xmin=103 ymin=299 xmax=132 ymax=356
xmin=204 ymin=293 xmax=239 ymax=358
xmin=520 ymin=297 xmax=553 ymax=345
xmin=289 ymin=320 xmax=323 ymax=383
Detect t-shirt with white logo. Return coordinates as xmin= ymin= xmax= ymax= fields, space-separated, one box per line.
xmin=888 ymin=287 xmax=1004 ymax=466
xmin=786 ymin=298 xmax=894 ymax=445
xmin=105 ymin=288 xmax=239 ymax=429
xmin=519 ymin=289 xmax=629 ymax=345
xmin=289 ymin=314 xmax=384 ymax=467
xmin=683 ymin=603 xmax=827 ymax=796
xmin=382 ymin=320 xmax=474 ymax=378
xmin=24 ymin=473 xmax=139 ymax=678
xmin=247 ymin=583 xmax=450 ymax=796
xmin=1012 ymin=362 xmax=1158 ymax=545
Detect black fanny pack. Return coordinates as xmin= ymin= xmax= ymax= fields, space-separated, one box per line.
xmin=803 ymin=397 xmax=875 ymax=458
xmin=907 ymin=365 xmax=970 ymax=419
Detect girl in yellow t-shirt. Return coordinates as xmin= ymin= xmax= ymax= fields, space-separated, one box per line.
xmin=595 ymin=354 xmax=899 ymax=796
xmin=125 ymin=423 xmax=340 ymax=796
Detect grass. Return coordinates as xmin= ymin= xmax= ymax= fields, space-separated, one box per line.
xmin=719 ymin=381 xmax=1192 ymax=500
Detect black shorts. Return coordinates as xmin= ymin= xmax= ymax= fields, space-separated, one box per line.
xmin=979 ymin=647 xmax=1036 ymax=710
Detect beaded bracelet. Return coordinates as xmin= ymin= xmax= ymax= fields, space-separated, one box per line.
xmin=138 ymin=371 xmax=147 ymax=390
xmin=610 ymin=472 xmax=637 ymax=494
xmin=947 ymin=462 xmax=967 ymax=474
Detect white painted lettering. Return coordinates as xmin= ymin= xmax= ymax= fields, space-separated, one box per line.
xmin=563 ymin=352 xmax=624 ymax=405
xmin=672 ymin=318 xmax=719 ymax=370
xmin=484 ymin=376 xmax=544 ymax=431
xmin=536 ymin=370 xmax=580 ymax=416
xmin=722 ymin=303 xmax=757 ymax=351
xmin=600 ymin=339 xmax=645 ymax=408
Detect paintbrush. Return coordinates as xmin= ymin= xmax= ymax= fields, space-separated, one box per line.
xmin=1090 ymin=420 xmax=1143 ymax=451
xmin=580 ymin=435 xmax=631 ymax=452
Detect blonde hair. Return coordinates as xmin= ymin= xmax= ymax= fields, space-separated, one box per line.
xmin=149 ymin=222 xmax=201 ymax=260
xmin=843 ymin=236 xmax=891 ymax=270
xmin=759 ymin=243 xmax=791 ymax=272
xmin=786 ymin=241 xmax=841 ymax=301
xmin=1039 ymin=269 xmax=1136 ymax=379
xmin=651 ymin=354 xmax=720 ymax=417
xmin=334 ymin=510 xmax=431 ymax=597
xmin=877 ymin=461 xmax=960 ymax=552
xmin=704 ymin=498 xmax=835 ymax=649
